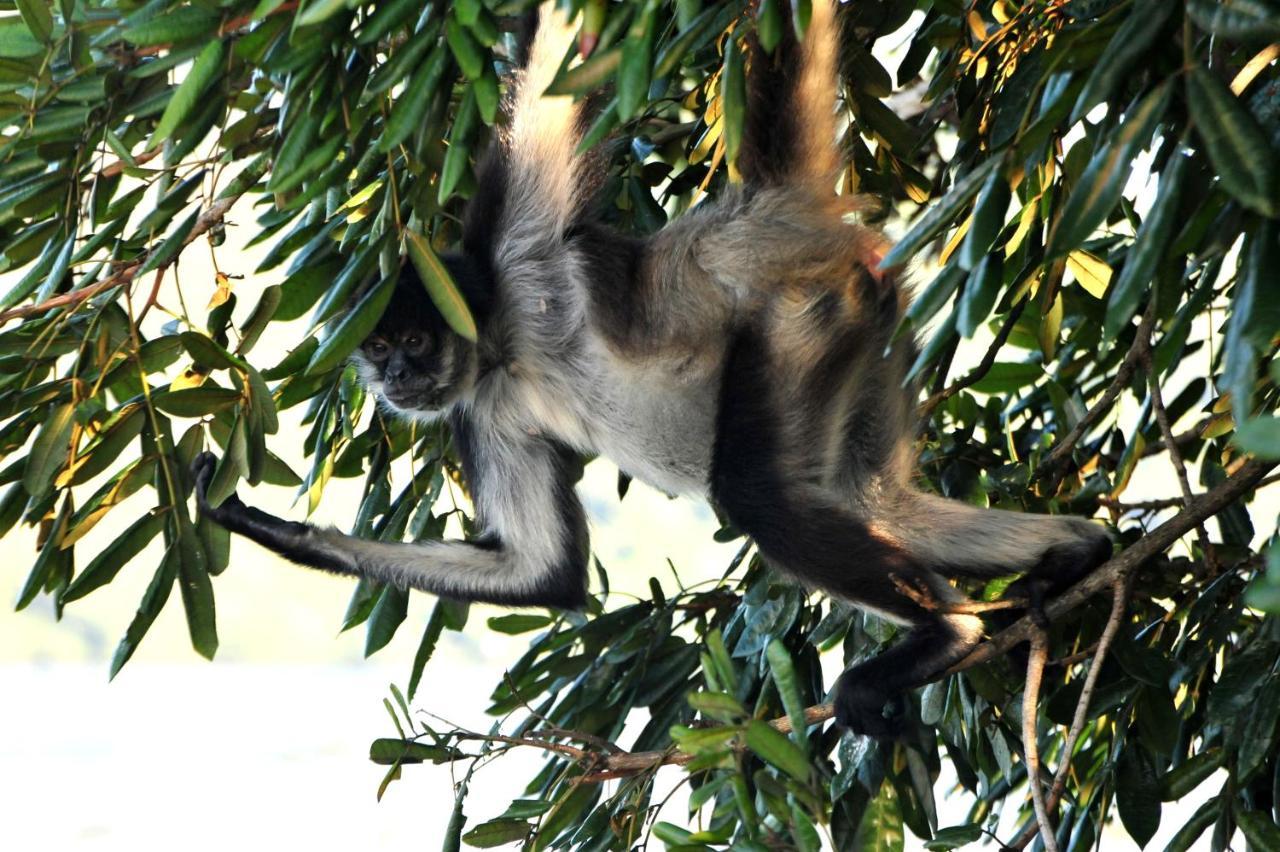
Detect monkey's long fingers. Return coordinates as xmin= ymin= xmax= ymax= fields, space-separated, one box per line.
xmin=191 ymin=451 xmax=244 ymax=521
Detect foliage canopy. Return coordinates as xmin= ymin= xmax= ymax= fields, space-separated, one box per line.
xmin=3 ymin=0 xmax=1280 ymax=848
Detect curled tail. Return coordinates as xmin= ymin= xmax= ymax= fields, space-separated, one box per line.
xmin=739 ymin=0 xmax=841 ymax=188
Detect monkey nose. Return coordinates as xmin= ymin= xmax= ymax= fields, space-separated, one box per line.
xmin=385 ymin=366 xmax=407 ymax=384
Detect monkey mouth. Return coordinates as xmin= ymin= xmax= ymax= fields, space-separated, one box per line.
xmin=383 ymin=386 xmax=446 ymax=411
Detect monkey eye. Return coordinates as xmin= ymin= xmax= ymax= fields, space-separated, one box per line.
xmin=404 ymin=334 xmax=430 ymax=354
xmin=366 ymin=340 xmax=390 ymax=360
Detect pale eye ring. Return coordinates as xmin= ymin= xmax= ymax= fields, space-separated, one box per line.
xmin=367 ymin=340 xmax=389 ymax=360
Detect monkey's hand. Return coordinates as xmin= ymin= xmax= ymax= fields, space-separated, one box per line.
xmin=191 ymin=451 xmax=249 ymax=527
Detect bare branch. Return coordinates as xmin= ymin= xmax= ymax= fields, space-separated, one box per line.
xmin=1145 ymin=350 xmax=1217 ymax=570
xmin=1006 ymin=579 xmax=1128 ymax=851
xmin=0 ymin=196 xmax=237 ymax=327
xmin=1022 ymin=630 xmax=1059 ymax=852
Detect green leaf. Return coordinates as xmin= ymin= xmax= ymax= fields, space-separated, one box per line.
xmin=546 ymin=47 xmax=621 ymax=96
xmin=486 ymin=613 xmax=552 ymax=634
xmin=438 ymin=87 xmax=480 ymax=202
xmin=745 ymin=719 xmax=810 ymax=783
xmin=617 ymin=3 xmax=655 ymax=119
xmin=380 ymin=46 xmax=449 ymax=152
xmin=880 ymin=158 xmax=1000 ymax=269
xmin=153 ymin=387 xmax=242 ymax=418
xmin=958 ymin=171 xmax=1010 ymax=270
xmin=1070 ymin=0 xmax=1175 ymax=123
xmin=1238 ymin=809 xmax=1280 ymax=852
xmin=120 ymin=7 xmax=220 ymax=47
xmin=16 ymin=0 xmax=54 ymax=44
xmin=957 ymin=253 xmax=1002 ymax=338
xmin=296 ymin=0 xmax=349 ymax=27
xmin=1235 ymin=418 xmax=1280 ymax=459
xmin=856 ymin=783 xmax=905 ymax=852
xmin=461 ymin=819 xmax=531 ymax=848
xmin=149 ymin=40 xmax=225 ymax=150
xmin=110 ymin=548 xmax=180 ymax=680
xmin=1047 ymin=83 xmax=1171 ymax=259
xmin=306 ymin=275 xmax=396 ymax=376
xmin=1164 ymin=798 xmax=1219 ymax=852
xmin=1105 ymin=149 xmax=1188 ymax=341
xmin=1187 ymin=66 xmax=1278 ymax=216
xmin=721 ymin=36 xmax=746 ymax=161
xmin=1187 ymin=0 xmax=1280 ymax=41
xmin=1158 ymin=747 xmax=1223 ymax=801
xmin=364 ymin=582 xmax=409 ymax=657
xmin=405 ymin=229 xmax=478 ymax=342
xmin=23 ymin=400 xmax=76 ymax=496
xmin=368 ymin=738 xmax=460 ymax=765
xmin=765 ymin=639 xmax=809 ymax=749
xmin=497 ymin=799 xmax=552 ymax=819
xmin=63 ymin=512 xmax=165 ymax=603
xmin=687 ymin=690 xmax=747 ymax=722
xmin=177 ymin=516 xmax=217 ymax=660
xmin=1116 ymin=745 xmax=1162 ymax=847
xmin=137 ymin=208 xmax=201 ymax=278
xmin=445 ymin=16 xmax=484 ymax=79
xmin=969 ymin=361 xmax=1042 ymax=394
xmin=0 ymin=17 xmax=45 ymax=57
xmin=924 ymin=824 xmax=983 ymax=850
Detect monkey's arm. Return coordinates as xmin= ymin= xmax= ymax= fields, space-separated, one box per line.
xmin=192 ymin=423 xmax=589 ymax=610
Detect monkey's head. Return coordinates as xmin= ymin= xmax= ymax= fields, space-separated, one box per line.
xmin=354 ymin=256 xmax=489 ymax=420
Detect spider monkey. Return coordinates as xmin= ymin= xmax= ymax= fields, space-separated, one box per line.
xmin=194 ymin=1 xmax=1111 ymax=737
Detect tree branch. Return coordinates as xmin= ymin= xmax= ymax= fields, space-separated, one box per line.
xmin=1005 ymin=579 xmax=1128 ymax=851
xmin=1145 ymin=350 xmax=1217 ymax=570
xmin=563 ymin=456 xmax=1276 ymax=781
xmin=0 ymin=196 xmax=237 ymax=327
xmin=1022 ymin=630 xmax=1059 ymax=852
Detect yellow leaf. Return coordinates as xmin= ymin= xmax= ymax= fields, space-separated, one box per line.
xmin=1202 ymin=413 xmax=1235 ymax=439
xmin=207 ymin=272 xmax=232 ymax=310
xmin=1040 ymin=291 xmax=1063 ymax=360
xmin=939 ymin=215 xmax=973 ymax=266
xmin=1232 ymin=44 xmax=1280 ymax=95
xmin=1004 ymin=198 xmax=1040 ymax=258
xmin=1066 ymin=250 xmax=1111 ymax=298
xmin=171 ymin=367 xmax=208 ymax=391
xmin=967 ymin=10 xmax=988 ymax=41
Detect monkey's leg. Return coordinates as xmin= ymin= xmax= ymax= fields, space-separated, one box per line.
xmin=712 ymin=333 xmax=983 ymax=736
xmin=192 ymin=428 xmax=589 ymax=610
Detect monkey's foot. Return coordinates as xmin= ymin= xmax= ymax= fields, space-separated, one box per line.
xmin=833 ymin=671 xmax=905 ymax=739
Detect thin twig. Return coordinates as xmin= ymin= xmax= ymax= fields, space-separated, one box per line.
xmin=1033 ymin=299 xmax=1158 ymax=490
xmin=1022 ymin=630 xmax=1059 ymax=852
xmin=1098 ymin=494 xmax=1185 ymax=513
xmin=1005 ymin=579 xmax=1128 ymax=851
xmin=1145 ymin=350 xmax=1218 ymax=570
xmin=920 ymin=297 xmax=1028 ymax=422
xmin=0 ymin=196 xmax=237 ymax=327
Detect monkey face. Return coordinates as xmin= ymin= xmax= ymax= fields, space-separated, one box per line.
xmin=353 ymin=272 xmax=478 ymax=419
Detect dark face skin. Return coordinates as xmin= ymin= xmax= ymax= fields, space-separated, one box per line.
xmin=355 ymin=273 xmax=476 ymax=415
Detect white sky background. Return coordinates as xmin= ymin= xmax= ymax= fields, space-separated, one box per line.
xmin=2 ymin=13 xmax=1274 ymax=852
